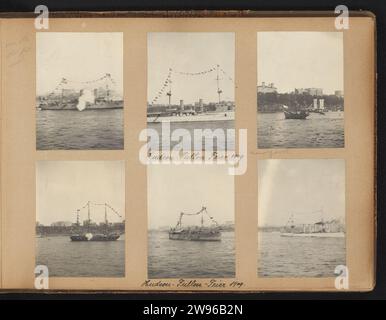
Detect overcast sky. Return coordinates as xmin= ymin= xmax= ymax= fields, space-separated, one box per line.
xmin=36 ymin=32 xmax=123 ymax=96
xmin=147 ymin=164 xmax=234 ymax=229
xmin=258 ymin=159 xmax=345 ymax=227
xmin=148 ymin=33 xmax=235 ymax=105
xmin=36 ymin=161 xmax=125 ymax=225
xmin=258 ymin=32 xmax=343 ymax=94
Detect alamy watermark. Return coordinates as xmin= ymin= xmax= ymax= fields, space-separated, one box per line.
xmin=34 ymin=265 xmax=49 ymax=289
xmin=335 ymin=5 xmax=349 ymax=30
xmin=334 ymin=265 xmax=349 ymax=290
xmin=139 ymin=123 xmax=248 ymax=175
xmin=34 ymin=5 xmax=49 ymax=30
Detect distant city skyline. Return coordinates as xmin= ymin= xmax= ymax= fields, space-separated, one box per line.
xmin=257 ymin=81 xmax=344 ymax=95
xmin=257 ymin=32 xmax=343 ymax=95
xmin=148 ymin=33 xmax=235 ymax=105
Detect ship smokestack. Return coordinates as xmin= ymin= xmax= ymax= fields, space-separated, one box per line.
xmin=198 ymin=98 xmax=203 ymax=113
xmin=180 ymin=99 xmax=184 ymax=111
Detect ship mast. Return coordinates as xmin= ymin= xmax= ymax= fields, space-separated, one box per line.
xmin=105 ymin=73 xmax=111 ymax=102
xmin=166 ymin=68 xmax=172 ymax=107
xmin=216 ymin=64 xmax=223 ymax=104
xmin=87 ymin=201 xmax=91 ymax=222
xmin=104 ymin=203 xmax=108 ymax=234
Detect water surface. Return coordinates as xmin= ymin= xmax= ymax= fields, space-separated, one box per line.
xmin=258 ymin=232 xmax=346 ymax=277
xmin=148 ymin=230 xmax=235 ymax=278
xmin=258 ymin=112 xmax=344 ymax=148
xmin=36 ymin=235 xmax=125 ymax=277
xmin=148 ymin=120 xmax=235 ymax=151
xmin=36 ymin=109 xmax=124 ymax=150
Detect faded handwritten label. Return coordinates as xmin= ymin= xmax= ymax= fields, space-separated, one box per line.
xmin=141 ymin=278 xmax=244 ymax=289
xmin=6 ymin=35 xmax=32 ymax=68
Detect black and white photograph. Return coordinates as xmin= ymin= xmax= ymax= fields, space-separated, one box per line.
xmin=36 ymin=32 xmax=124 ymax=150
xmin=147 ymin=164 xmax=235 ymax=278
xmin=36 ymin=161 xmax=125 ymax=277
xmin=257 ymin=159 xmax=346 ymax=278
xmin=257 ymin=32 xmax=344 ymax=149
xmin=147 ymin=33 xmax=235 ymax=151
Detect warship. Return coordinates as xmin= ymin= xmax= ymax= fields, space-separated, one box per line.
xmin=280 ymin=210 xmax=345 ymax=238
xmin=37 ymin=74 xmax=123 ymax=111
xmin=169 ymin=206 xmax=221 ymax=241
xmin=148 ymin=64 xmax=234 ymax=123
xmin=70 ymin=201 xmax=123 ymax=242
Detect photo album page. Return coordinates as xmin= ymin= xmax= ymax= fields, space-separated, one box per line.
xmin=0 ymin=12 xmax=375 ymax=292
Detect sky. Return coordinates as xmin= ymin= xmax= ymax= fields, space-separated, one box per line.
xmin=258 ymin=159 xmax=345 ymax=227
xmin=36 ymin=161 xmax=125 ymax=225
xmin=257 ymin=32 xmax=343 ymax=94
xmin=36 ymin=32 xmax=123 ymax=96
xmin=147 ymin=164 xmax=234 ymax=229
xmin=148 ymin=33 xmax=235 ymax=105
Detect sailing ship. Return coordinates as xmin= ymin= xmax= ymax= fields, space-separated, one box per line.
xmin=169 ymin=206 xmax=221 ymax=241
xmin=280 ymin=209 xmax=345 ymax=238
xmin=70 ymin=201 xmax=122 ymax=242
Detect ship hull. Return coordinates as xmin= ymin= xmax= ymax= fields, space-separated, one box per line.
xmin=284 ymin=110 xmax=309 ymax=120
xmin=280 ymin=232 xmax=345 ymax=238
xmin=70 ymin=233 xmax=120 ymax=241
xmin=39 ymin=101 xmax=123 ymax=111
xmin=148 ymin=111 xmax=234 ymax=123
xmin=169 ymin=231 xmax=221 ymax=241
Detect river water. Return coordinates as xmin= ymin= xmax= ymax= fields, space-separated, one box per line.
xmin=36 ymin=235 xmax=125 ymax=277
xmin=258 ymin=112 xmax=344 ymax=148
xmin=147 ymin=120 xmax=235 ymax=151
xmin=148 ymin=230 xmax=235 ymax=279
xmin=258 ymin=232 xmax=346 ymax=277
xmin=36 ymin=109 xmax=124 ymax=150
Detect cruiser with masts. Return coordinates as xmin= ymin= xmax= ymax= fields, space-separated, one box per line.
xmin=280 ymin=209 xmax=345 ymax=238
xmin=70 ymin=201 xmax=123 ymax=241
xmin=169 ymin=206 xmax=221 ymax=241
xmin=147 ymin=64 xmax=234 ymax=123
xmin=37 ymin=73 xmax=123 ymax=111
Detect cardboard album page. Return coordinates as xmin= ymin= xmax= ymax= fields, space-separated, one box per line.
xmin=0 ymin=13 xmax=375 ymax=291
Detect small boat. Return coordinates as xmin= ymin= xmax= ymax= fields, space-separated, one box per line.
xmin=169 ymin=206 xmax=221 ymax=241
xmin=282 ymin=105 xmax=309 ymax=119
xmin=284 ymin=109 xmax=309 ymax=119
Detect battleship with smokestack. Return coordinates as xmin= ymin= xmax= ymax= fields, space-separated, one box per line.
xmin=37 ymin=73 xmax=123 ymax=111
xmin=147 ymin=64 xmax=234 ymax=123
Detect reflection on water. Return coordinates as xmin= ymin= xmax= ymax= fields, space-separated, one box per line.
xmin=36 ymin=235 xmax=125 ymax=277
xmin=36 ymin=109 xmax=124 ymax=150
xmin=258 ymin=112 xmax=344 ymax=149
xmin=258 ymin=232 xmax=346 ymax=278
xmin=148 ymin=230 xmax=235 ymax=278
